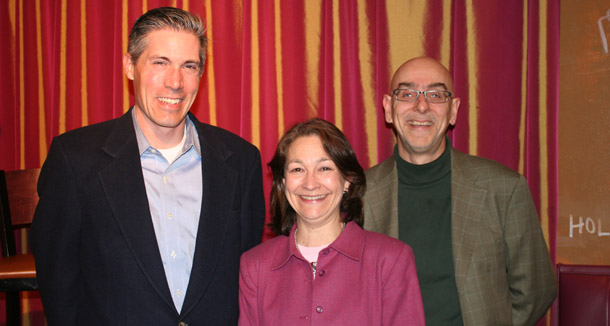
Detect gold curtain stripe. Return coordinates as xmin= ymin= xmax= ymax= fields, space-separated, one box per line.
xmin=19 ymin=0 xmax=24 ymax=168
xmin=22 ymin=289 xmax=32 ymax=319
xmin=59 ymin=0 xmax=67 ymax=134
xmin=8 ymin=4 xmax=15 ymax=113
xmin=183 ymin=0 xmax=188 ymax=11
xmin=519 ymin=2 xmax=528 ymax=175
xmin=205 ymin=0 xmax=216 ymax=125
xmin=36 ymin=0 xmax=48 ymax=166
xmin=304 ymin=0 xmax=320 ymax=118
xmin=20 ymin=0 xmax=31 ymax=287
xmin=357 ymin=1 xmax=377 ymax=166
xmin=386 ymin=1 xmax=424 ymax=74
xmin=143 ymin=0 xmax=147 ymax=15
xmin=542 ymin=6 xmax=552 ymax=324
xmin=332 ymin=0 xmax=342 ymax=129
xmin=440 ymin=2 xmax=451 ymax=69
xmin=231 ymin=0 xmax=243 ymax=50
xmin=274 ymin=0 xmax=283 ymax=145
xmin=250 ymin=0 xmax=260 ymax=146
xmin=466 ymin=0 xmax=478 ymax=155
xmin=81 ymin=0 xmax=88 ymax=126
xmin=539 ymin=0 xmax=550 ymax=246
xmin=123 ymin=1 xmax=129 ymax=113
xmin=22 ymin=276 xmax=32 ymax=316
xmin=9 ymin=0 xmax=16 ymax=162
xmin=9 ymin=0 xmax=15 ymax=165
xmin=9 ymin=0 xmax=15 ymax=41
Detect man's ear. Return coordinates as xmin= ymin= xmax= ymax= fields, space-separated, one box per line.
xmin=123 ymin=53 xmax=135 ymax=80
xmin=449 ymin=97 xmax=461 ymax=126
xmin=382 ymin=94 xmax=393 ymax=124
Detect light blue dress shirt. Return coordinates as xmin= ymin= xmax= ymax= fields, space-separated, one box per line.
xmin=132 ymin=110 xmax=202 ymax=313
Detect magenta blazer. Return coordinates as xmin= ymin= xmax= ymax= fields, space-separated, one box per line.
xmin=239 ymin=221 xmax=425 ymax=325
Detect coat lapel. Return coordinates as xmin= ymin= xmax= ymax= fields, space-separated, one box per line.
xmin=450 ymin=149 xmax=486 ymax=291
xmin=370 ymin=159 xmax=399 ymax=238
xmin=180 ymin=116 xmax=237 ymax=317
xmin=98 ymin=111 xmax=176 ymax=312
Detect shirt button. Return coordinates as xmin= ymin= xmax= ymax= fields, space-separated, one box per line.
xmin=163 ymin=176 xmax=168 ymax=182
xmin=171 ymin=250 xmax=176 ymax=258
xmin=168 ymin=212 xmax=173 ymax=219
xmin=316 ymin=306 xmax=323 ymax=313
xmin=177 ymin=289 xmax=182 ymax=296
xmin=318 ymin=270 xmax=325 ymax=276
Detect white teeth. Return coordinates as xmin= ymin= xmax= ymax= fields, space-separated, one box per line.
xmin=158 ymin=97 xmax=182 ymax=105
xmin=409 ymin=120 xmax=432 ymax=126
xmin=301 ymin=195 xmax=326 ymax=200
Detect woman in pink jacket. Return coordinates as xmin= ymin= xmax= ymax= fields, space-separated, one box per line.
xmin=239 ymin=118 xmax=425 ymax=326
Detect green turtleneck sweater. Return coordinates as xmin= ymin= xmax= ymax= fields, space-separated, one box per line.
xmin=395 ymin=141 xmax=463 ymax=325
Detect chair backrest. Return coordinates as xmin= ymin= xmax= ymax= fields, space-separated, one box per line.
xmin=0 ymin=169 xmax=40 ymax=258
xmin=553 ymin=263 xmax=610 ymax=326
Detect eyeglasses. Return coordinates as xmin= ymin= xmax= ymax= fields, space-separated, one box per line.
xmin=392 ymin=88 xmax=452 ymax=103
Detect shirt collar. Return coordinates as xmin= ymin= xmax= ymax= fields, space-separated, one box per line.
xmin=131 ymin=108 xmax=201 ymax=157
xmin=270 ymin=221 xmax=364 ymax=271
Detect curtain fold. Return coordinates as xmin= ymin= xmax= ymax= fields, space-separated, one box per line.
xmin=0 ymin=1 xmax=558 ymax=324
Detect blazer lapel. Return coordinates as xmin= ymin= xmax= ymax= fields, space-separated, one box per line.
xmin=450 ymin=149 xmax=486 ymax=291
xmin=180 ymin=117 xmax=236 ymax=317
xmin=98 ymin=111 xmax=176 ymax=312
xmin=375 ymin=159 xmax=399 ymax=238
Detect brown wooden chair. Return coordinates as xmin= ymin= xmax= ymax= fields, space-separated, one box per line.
xmin=0 ymin=169 xmax=40 ymax=326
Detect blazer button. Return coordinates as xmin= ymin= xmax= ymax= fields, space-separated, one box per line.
xmin=178 ymin=322 xmax=188 ymax=326
xmin=318 ymin=269 xmax=325 ymax=276
xmin=322 ymin=249 xmax=329 ymax=255
xmin=316 ymin=306 xmax=323 ymax=313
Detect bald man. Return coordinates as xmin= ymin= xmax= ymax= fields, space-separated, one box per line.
xmin=363 ymin=57 xmax=556 ymax=326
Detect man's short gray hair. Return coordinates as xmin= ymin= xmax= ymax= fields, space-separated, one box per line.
xmin=128 ymin=7 xmax=207 ymax=71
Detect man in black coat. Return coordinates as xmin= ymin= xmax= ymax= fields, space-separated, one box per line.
xmin=30 ymin=7 xmax=265 ymax=325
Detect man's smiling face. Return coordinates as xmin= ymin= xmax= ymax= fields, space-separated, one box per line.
xmin=124 ymin=28 xmax=202 ymax=135
xmin=383 ymin=57 xmax=460 ymax=164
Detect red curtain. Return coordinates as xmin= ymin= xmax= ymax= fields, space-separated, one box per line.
xmin=0 ymin=0 xmax=558 ymax=324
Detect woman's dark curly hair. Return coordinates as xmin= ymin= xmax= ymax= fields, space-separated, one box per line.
xmin=268 ymin=118 xmax=366 ymax=236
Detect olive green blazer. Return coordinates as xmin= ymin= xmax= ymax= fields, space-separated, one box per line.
xmin=363 ymin=148 xmax=556 ymax=326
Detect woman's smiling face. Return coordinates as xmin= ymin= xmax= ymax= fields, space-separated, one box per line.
xmin=283 ymin=135 xmax=349 ymax=227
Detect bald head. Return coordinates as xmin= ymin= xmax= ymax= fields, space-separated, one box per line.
xmin=382 ymin=56 xmax=460 ymax=164
xmin=390 ymin=57 xmax=455 ymax=94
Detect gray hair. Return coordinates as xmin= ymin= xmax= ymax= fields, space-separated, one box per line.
xmin=128 ymin=7 xmax=207 ymax=71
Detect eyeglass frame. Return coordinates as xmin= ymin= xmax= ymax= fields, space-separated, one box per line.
xmin=392 ymin=88 xmax=453 ymax=103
